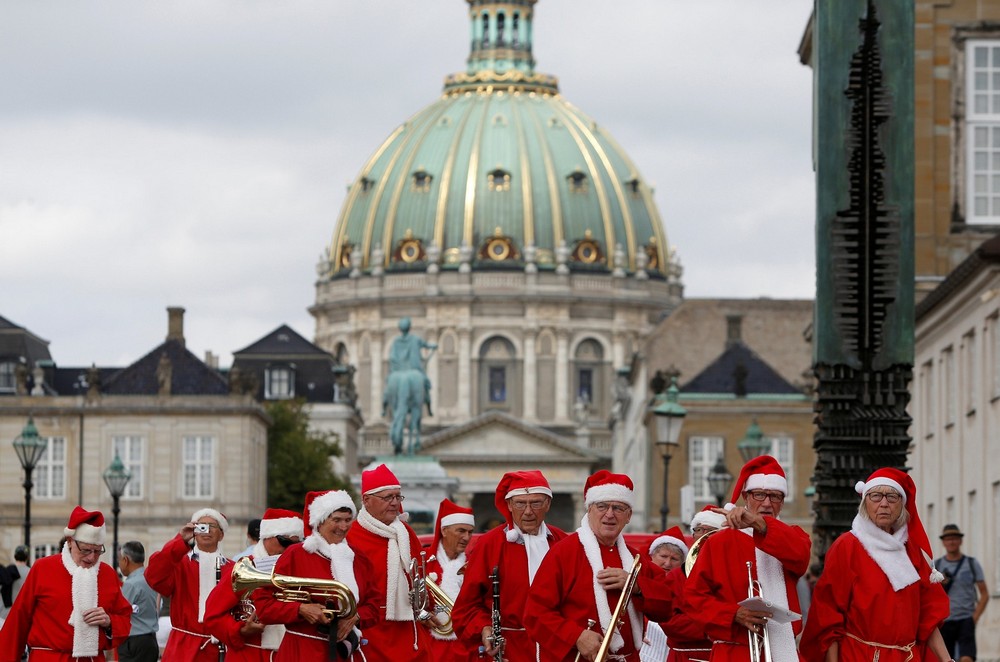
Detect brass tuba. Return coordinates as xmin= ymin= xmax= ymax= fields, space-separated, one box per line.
xmin=231 ymin=557 xmax=357 ymax=621
xmin=683 ymin=528 xmax=722 ymax=576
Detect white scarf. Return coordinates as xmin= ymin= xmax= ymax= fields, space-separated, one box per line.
xmin=357 ymin=507 xmax=413 ymax=621
xmin=302 ymin=532 xmax=361 ymax=603
xmin=190 ymin=548 xmax=223 ymax=623
xmin=575 ymin=516 xmax=643 ymax=653
xmin=429 ymin=543 xmax=466 ymax=642
xmin=249 ymin=542 xmax=286 ymax=650
xmin=850 ymin=514 xmax=919 ymax=591
xmin=739 ymin=528 xmax=797 ymax=662
xmin=505 ymin=521 xmax=551 ymax=585
xmin=61 ymin=542 xmax=100 ymax=658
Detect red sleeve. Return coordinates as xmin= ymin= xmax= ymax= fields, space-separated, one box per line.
xmin=353 ymin=553 xmax=380 ymax=630
xmin=0 ymin=563 xmax=38 ymax=660
xmin=916 ymin=563 xmax=950 ymax=642
xmin=633 ymin=554 xmax=677 ymax=623
xmin=451 ymin=533 xmax=493 ymax=649
xmin=684 ymin=532 xmax=742 ymax=642
xmin=145 ymin=534 xmax=189 ymax=597
xmin=659 ymin=569 xmax=706 ymax=641
xmin=101 ymin=565 xmax=134 ymax=650
xmin=798 ymin=535 xmax=854 ymax=661
xmin=253 ymin=549 xmax=306 ymax=626
xmin=756 ymin=518 xmax=811 ymax=579
xmin=203 ymin=564 xmax=247 ymax=650
xmin=523 ymin=539 xmax=584 ymax=660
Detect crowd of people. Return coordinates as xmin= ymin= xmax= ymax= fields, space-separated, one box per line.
xmin=0 ymin=458 xmax=989 ymax=661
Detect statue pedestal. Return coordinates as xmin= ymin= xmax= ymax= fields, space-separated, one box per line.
xmin=357 ymin=456 xmax=458 ymax=535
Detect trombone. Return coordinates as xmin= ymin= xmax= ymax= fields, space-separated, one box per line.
xmin=746 ymin=561 xmax=773 ymax=662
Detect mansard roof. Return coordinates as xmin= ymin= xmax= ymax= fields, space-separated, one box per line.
xmin=233 ymin=324 xmax=331 ymax=358
xmin=682 ymin=341 xmax=801 ymax=396
xmin=103 ymin=339 xmax=228 ymax=395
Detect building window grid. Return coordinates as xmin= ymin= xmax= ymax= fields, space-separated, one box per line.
xmin=922 ymin=360 xmax=936 ymax=437
xmin=35 ymin=437 xmax=66 ymax=499
xmin=182 ymin=436 xmax=215 ymax=499
xmin=963 ymin=330 xmax=978 ymax=414
xmin=768 ymin=436 xmax=794 ymax=503
xmin=488 ymin=366 xmax=506 ymax=403
xmin=689 ymin=436 xmax=724 ymax=502
xmin=944 ymin=347 xmax=957 ymax=425
xmin=0 ymin=362 xmax=15 ymax=392
xmin=966 ymin=41 xmax=1000 ymax=223
xmin=265 ymin=367 xmax=294 ymax=400
xmin=111 ymin=435 xmax=144 ymax=499
xmin=992 ymin=314 xmax=1000 ymax=399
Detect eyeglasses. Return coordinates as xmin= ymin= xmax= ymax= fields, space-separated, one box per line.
xmin=745 ymin=490 xmax=785 ymax=503
xmin=592 ymin=502 xmax=631 ymax=515
xmin=692 ymin=525 xmax=717 ymax=535
xmin=373 ymin=493 xmax=405 ymax=504
xmin=74 ymin=542 xmax=106 ymax=558
xmin=510 ymin=499 xmax=548 ymax=512
xmin=866 ymin=491 xmax=901 ymax=504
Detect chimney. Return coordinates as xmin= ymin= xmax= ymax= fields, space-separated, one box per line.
xmin=167 ymin=307 xmax=186 ymax=347
xmin=726 ymin=314 xmax=743 ymax=348
xmin=204 ymin=350 xmax=218 ymax=369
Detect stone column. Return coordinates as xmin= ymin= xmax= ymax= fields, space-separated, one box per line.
xmin=370 ymin=334 xmax=383 ymax=420
xmin=523 ymin=332 xmax=537 ymax=421
xmin=555 ymin=331 xmax=569 ymax=422
xmin=458 ymin=329 xmax=472 ymax=416
xmin=426 ymin=329 xmax=439 ymax=423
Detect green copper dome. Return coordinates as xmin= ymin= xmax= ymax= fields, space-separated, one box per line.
xmin=325 ymin=0 xmax=670 ymax=277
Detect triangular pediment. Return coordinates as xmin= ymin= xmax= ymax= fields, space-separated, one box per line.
xmin=421 ymin=411 xmax=596 ymax=463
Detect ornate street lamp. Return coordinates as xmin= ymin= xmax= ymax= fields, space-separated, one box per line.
xmin=13 ymin=416 xmax=47 ymax=554
xmin=737 ymin=418 xmax=771 ymax=462
xmin=102 ymin=452 xmax=132 ymax=570
xmin=706 ymin=452 xmax=734 ymax=507
xmin=652 ymin=377 xmax=687 ymax=530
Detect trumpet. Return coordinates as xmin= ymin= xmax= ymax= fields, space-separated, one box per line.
xmin=407 ymin=551 xmax=454 ymax=637
xmin=574 ymin=554 xmax=642 ymax=662
xmin=746 ymin=561 xmax=773 ymax=662
xmin=231 ymin=557 xmax=357 ymax=621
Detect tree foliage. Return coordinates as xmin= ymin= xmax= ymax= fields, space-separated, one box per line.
xmin=266 ymin=398 xmax=352 ymax=511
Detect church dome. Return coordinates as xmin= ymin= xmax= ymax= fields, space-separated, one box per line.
xmin=324 ymin=0 xmax=671 ymax=278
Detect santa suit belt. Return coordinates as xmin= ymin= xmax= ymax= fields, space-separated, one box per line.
xmin=27 ymin=648 xmax=103 ymax=662
xmin=845 ymin=632 xmax=916 ymax=662
xmin=171 ymin=626 xmax=222 ymax=650
xmin=286 ymin=629 xmax=328 ymax=642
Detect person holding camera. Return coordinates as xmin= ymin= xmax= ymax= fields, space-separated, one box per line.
xmin=146 ymin=508 xmax=230 ymax=661
xmin=934 ymin=524 xmax=989 ymax=662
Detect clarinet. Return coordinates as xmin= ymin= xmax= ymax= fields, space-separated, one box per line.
xmin=216 ymin=557 xmax=227 ymax=662
xmin=489 ymin=566 xmax=505 ymax=662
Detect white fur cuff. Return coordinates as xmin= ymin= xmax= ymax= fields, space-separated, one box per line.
xmin=441 ymin=513 xmax=475 ymax=528
xmin=743 ymin=474 xmax=787 ymax=495
xmin=585 ymin=484 xmax=634 ymax=507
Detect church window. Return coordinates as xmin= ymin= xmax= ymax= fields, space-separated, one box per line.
xmin=488 ymin=168 xmax=511 ymax=192
xmin=34 ymin=436 xmax=66 ymax=499
xmin=625 ymin=176 xmax=641 ymax=197
xmin=966 ymin=40 xmax=1000 ymax=222
xmin=182 ymin=435 xmax=215 ymax=499
xmin=573 ymin=339 xmax=603 ymax=413
xmin=512 ymin=13 xmax=520 ymax=46
xmin=412 ymin=169 xmax=433 ymax=192
xmin=689 ymin=438 xmax=724 ymax=502
xmin=265 ymin=366 xmax=294 ymax=400
xmin=489 ymin=366 xmax=506 ymax=402
xmin=492 ymin=114 xmax=508 ymax=127
xmin=0 ymin=361 xmax=15 ymax=392
xmin=567 ymin=169 xmax=589 ymax=194
xmin=479 ymin=336 xmax=518 ymax=414
xmin=578 ymin=368 xmax=593 ymax=403
xmin=481 ymin=12 xmax=490 ymax=48
xmin=496 ymin=12 xmax=505 ymax=47
xmin=112 ymin=436 xmax=145 ymax=499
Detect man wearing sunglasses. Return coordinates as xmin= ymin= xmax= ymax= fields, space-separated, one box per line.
xmin=0 ymin=506 xmax=132 ymax=661
xmin=684 ymin=455 xmax=811 ymax=662
xmin=204 ymin=508 xmax=304 ymax=661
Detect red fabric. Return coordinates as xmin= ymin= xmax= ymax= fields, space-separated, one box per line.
xmin=452 ymin=524 xmax=568 ymax=662
xmin=251 ymin=542 xmax=377 ymax=661
xmin=345 ymin=520 xmax=432 ymax=660
xmin=683 ymin=520 xmax=810 ymax=662
xmin=799 ymin=532 xmax=950 ymax=662
xmin=145 ymin=533 xmax=226 ymax=662
xmin=0 ymin=553 xmax=132 ymax=662
xmin=522 ymin=533 xmax=676 ymax=662
xmin=425 ymin=554 xmax=478 ymax=662
xmin=660 ymin=568 xmax=712 ymax=661
xmin=203 ymin=558 xmax=268 ymax=661
xmin=65 ymin=506 xmax=105 ymax=530
xmin=730 ymin=456 xmax=785 ymax=504
xmin=361 ymin=464 xmax=400 ymax=495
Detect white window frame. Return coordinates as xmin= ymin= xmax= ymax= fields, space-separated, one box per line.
xmin=111 ymin=435 xmax=145 ymax=499
xmin=182 ymin=435 xmax=215 ymax=499
xmin=963 ymin=330 xmax=978 ymax=414
xmin=0 ymin=361 xmax=16 ymax=392
xmin=966 ymin=40 xmax=1000 ymax=224
xmin=768 ymin=436 xmax=795 ymax=503
xmin=265 ymin=366 xmax=294 ymax=400
xmin=990 ymin=314 xmax=1000 ymax=400
xmin=34 ymin=436 xmax=67 ymax=499
xmin=689 ymin=436 xmax=725 ymax=502
xmin=943 ymin=347 xmax=957 ymax=426
xmin=922 ymin=359 xmax=936 ymax=437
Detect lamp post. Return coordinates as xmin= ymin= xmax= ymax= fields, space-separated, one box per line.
xmin=706 ymin=452 xmax=734 ymax=507
xmin=737 ymin=418 xmax=771 ymax=462
xmin=13 ymin=416 xmax=48 ymax=554
xmin=652 ymin=377 xmax=687 ymax=530
xmin=102 ymin=452 xmax=131 ymax=571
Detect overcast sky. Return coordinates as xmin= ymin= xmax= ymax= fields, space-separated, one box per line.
xmin=0 ymin=1 xmax=815 ymax=369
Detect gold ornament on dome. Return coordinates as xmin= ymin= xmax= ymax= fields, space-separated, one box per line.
xmin=393 ymin=229 xmax=426 ymax=264
xmin=645 ymin=237 xmax=659 ymax=269
xmin=339 ymin=242 xmax=354 ymax=269
xmin=479 ymin=227 xmax=519 ymax=262
xmin=572 ymin=229 xmax=604 ymax=265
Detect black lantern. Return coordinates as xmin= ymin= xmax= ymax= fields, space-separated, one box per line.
xmin=651 ymin=377 xmax=687 ymax=530
xmin=102 ymin=452 xmax=132 ymax=570
xmin=13 ymin=416 xmax=47 ymax=554
xmin=737 ymin=418 xmax=771 ymax=462
xmin=706 ymin=452 xmax=734 ymax=507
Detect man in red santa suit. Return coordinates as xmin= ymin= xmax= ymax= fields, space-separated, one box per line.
xmin=146 ymin=507 xmax=231 ymax=661
xmin=255 ymin=490 xmax=379 ymax=661
xmin=425 ymin=498 xmax=476 ymax=662
xmin=203 ymin=508 xmax=304 ymax=661
xmin=345 ymin=464 xmax=432 ymax=660
xmin=684 ymin=455 xmax=811 ymax=662
xmin=452 ymin=470 xmax=568 ymax=662
xmin=523 ymin=471 xmax=676 ymax=662
xmin=0 ymin=506 xmax=132 ymax=662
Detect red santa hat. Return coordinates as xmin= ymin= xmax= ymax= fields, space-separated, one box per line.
xmin=648 ymin=525 xmax=689 ymax=557
xmin=690 ymin=504 xmax=727 ymax=531
xmin=584 ymin=470 xmax=634 ymax=507
xmin=855 ymin=467 xmax=942 ymax=582
xmin=258 ymin=508 xmax=304 ymax=540
xmin=304 ymin=490 xmax=356 ymax=536
xmin=431 ymin=498 xmax=475 ymax=552
xmin=63 ymin=506 xmax=106 ymax=545
xmin=361 ymin=463 xmax=401 ymax=495
xmin=730 ymin=455 xmax=787 ymax=505
xmin=191 ymin=508 xmax=229 ymax=534
xmin=494 ymin=470 xmax=553 ymax=529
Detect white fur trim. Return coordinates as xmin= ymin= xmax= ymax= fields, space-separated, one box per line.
xmin=300 ymin=531 xmax=360 ymax=602
xmin=691 ymin=510 xmax=727 ymax=530
xmin=504 ymin=486 xmax=553 ymax=500
xmin=66 ymin=521 xmax=106 ymax=545
xmin=191 ymin=508 xmax=229 ymax=534
xmin=309 ymin=491 xmax=357 ymax=530
xmin=649 ymin=535 xmax=688 ymax=557
xmin=576 ymin=516 xmax=643 ymax=653
xmin=750 ymin=533 xmax=796 ymax=661
xmin=850 ymin=514 xmax=918 ymax=590
xmin=61 ymin=542 xmax=100 ymax=657
xmin=356 ymin=508 xmax=413 ymax=622
xmin=584 ymin=484 xmax=635 ymax=507
xmin=193 ymin=550 xmax=224 ymax=622
xmin=260 ymin=516 xmax=304 ymax=540
xmin=923 ymin=550 xmax=945 ymax=584
xmin=742 ymin=474 xmax=788 ymax=495
xmin=440 ymin=513 xmax=475 ymax=528
xmin=363 ymin=483 xmax=401 ymax=496
xmin=504 ymin=523 xmax=552 ymax=584
xmin=855 ymin=478 xmax=906 ymax=504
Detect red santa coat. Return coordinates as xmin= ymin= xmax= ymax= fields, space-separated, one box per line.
xmin=660 ymin=568 xmax=712 ymax=662
xmin=146 ymin=534 xmax=229 ymax=662
xmin=252 ymin=541 xmax=378 ymax=662
xmin=0 ymin=553 xmax=132 ymax=662
xmin=799 ymin=533 xmax=949 ymax=662
xmin=684 ymin=520 xmax=810 ymax=662
xmin=203 ymin=557 xmax=272 ymax=662
xmin=345 ymin=520 xmax=432 ymax=660
xmin=426 ymin=550 xmax=477 ymax=662
xmin=523 ymin=533 xmax=676 ymax=662
xmin=452 ymin=524 xmax=568 ymax=662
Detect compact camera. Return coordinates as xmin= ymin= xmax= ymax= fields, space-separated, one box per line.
xmin=193 ymin=523 xmax=211 ymax=534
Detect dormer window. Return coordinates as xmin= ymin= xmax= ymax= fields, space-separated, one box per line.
xmin=359 ymin=176 xmax=375 ymax=193
xmin=567 ymin=169 xmax=589 ymax=194
xmin=492 ymin=114 xmax=508 ymax=127
xmin=412 ymin=169 xmax=433 ymax=192
xmin=625 ymin=176 xmax=641 ymax=196
xmin=265 ymin=366 xmax=294 ymax=400
xmin=488 ymin=168 xmax=511 ymax=192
